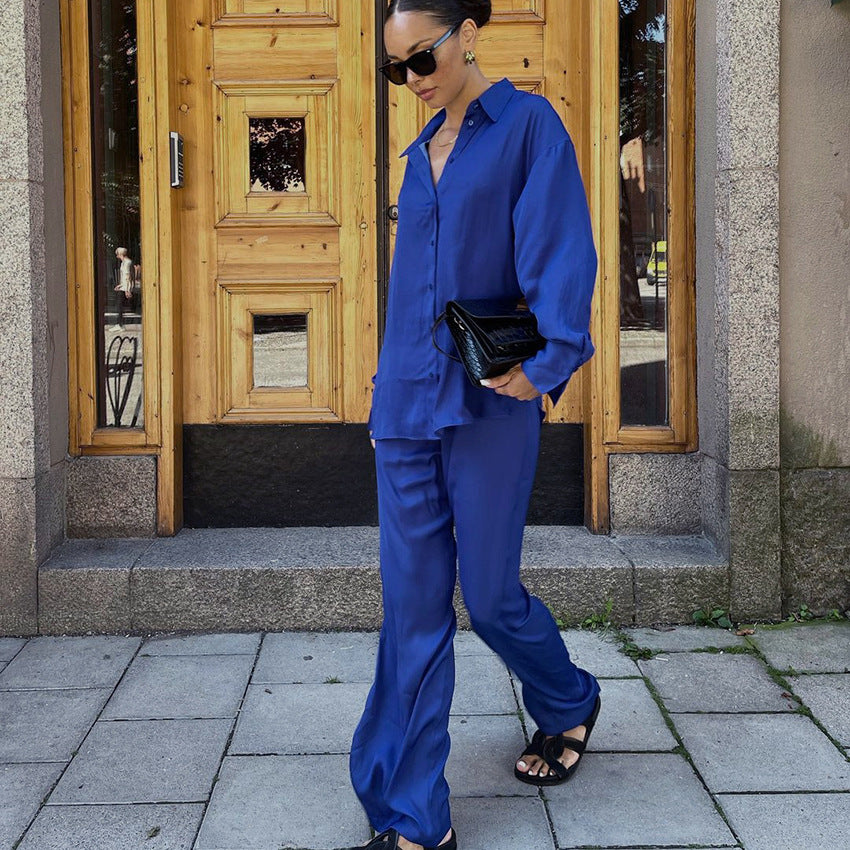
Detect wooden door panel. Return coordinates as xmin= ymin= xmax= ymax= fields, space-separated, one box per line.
xmin=178 ymin=0 xmax=374 ymax=425
xmin=213 ymin=81 xmax=340 ymax=225
xmin=213 ymin=28 xmax=338 ymax=79
xmin=386 ymin=0 xmax=590 ymax=422
xmin=217 ymin=228 xmax=341 ymax=278
xmin=491 ymin=0 xmax=544 ymax=19
xmin=217 ymin=280 xmax=338 ymax=418
xmin=217 ymin=0 xmax=337 ymax=20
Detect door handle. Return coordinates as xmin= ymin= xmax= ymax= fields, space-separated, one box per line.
xmin=387 ymin=204 xmax=398 ymax=221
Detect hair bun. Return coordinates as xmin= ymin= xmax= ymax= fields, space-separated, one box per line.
xmin=387 ymin=1 xmax=492 ymax=29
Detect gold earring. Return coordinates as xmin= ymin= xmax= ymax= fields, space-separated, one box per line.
xmin=464 ymin=50 xmax=476 ymax=64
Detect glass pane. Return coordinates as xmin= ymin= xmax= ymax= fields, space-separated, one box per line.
xmin=249 ymin=117 xmax=306 ymax=192
xmin=619 ymin=0 xmax=668 ymax=427
xmin=252 ymin=313 xmax=308 ymax=387
xmin=89 ymin=0 xmax=144 ymax=428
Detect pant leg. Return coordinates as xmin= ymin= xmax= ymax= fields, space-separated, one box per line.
xmin=442 ymin=400 xmax=600 ymax=735
xmin=349 ymin=437 xmax=457 ymax=848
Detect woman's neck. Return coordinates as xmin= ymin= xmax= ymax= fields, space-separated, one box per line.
xmin=442 ymin=74 xmax=493 ymax=130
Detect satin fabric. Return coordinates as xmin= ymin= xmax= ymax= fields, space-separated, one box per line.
xmin=349 ymin=401 xmax=601 ymax=846
xmin=367 ymin=76 xmax=598 ymax=440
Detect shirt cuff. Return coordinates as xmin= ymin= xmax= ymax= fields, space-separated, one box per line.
xmin=520 ymin=335 xmax=594 ymax=406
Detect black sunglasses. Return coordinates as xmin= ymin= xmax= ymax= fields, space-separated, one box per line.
xmin=379 ymin=23 xmax=460 ymax=86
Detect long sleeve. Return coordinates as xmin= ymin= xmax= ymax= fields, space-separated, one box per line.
xmin=512 ymin=135 xmax=598 ymax=407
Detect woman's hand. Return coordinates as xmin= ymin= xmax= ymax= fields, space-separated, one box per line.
xmin=480 ymin=363 xmax=542 ymax=400
xmin=369 ymin=430 xmax=375 ymax=449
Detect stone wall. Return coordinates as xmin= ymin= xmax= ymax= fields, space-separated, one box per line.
xmin=0 ymin=0 xmax=67 ymax=635
xmin=711 ymin=0 xmax=782 ymax=619
xmin=778 ymin=0 xmax=850 ymax=613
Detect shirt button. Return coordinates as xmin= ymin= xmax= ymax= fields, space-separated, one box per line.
xmin=468 ymin=119 xmax=474 ymax=126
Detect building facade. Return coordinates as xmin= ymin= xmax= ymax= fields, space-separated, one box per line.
xmin=1 ymin=0 xmax=848 ymax=636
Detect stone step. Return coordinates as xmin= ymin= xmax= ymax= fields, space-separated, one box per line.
xmin=37 ymin=528 xmax=729 ymax=635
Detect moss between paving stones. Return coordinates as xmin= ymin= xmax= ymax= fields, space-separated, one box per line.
xmin=612 ymin=617 xmax=849 ymax=764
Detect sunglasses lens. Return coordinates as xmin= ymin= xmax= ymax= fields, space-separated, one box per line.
xmin=407 ymin=52 xmax=437 ymax=78
xmin=380 ymin=62 xmax=407 ymax=86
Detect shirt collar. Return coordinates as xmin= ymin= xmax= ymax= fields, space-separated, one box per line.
xmin=399 ymin=76 xmax=516 ymax=158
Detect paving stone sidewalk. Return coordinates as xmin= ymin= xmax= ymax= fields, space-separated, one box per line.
xmin=1 ymin=621 xmax=848 ymax=850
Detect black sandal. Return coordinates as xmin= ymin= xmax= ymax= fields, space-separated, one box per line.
xmin=514 ymin=694 xmax=602 ymax=787
xmin=338 ymin=826 xmax=457 ymax=850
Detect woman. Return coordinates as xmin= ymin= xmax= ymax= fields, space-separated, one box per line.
xmin=346 ymin=3 xmax=602 ymax=849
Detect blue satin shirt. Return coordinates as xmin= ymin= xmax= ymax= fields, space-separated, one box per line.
xmin=367 ymin=76 xmax=597 ymax=440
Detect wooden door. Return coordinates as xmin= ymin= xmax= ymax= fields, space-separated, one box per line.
xmin=175 ymin=0 xmax=377 ymax=427
xmin=385 ymin=0 xmax=592 ymax=423
xmin=175 ymin=0 xmax=591 ymax=426
xmin=170 ymin=0 xmax=596 ymax=526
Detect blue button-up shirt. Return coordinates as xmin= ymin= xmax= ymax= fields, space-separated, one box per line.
xmin=368 ymin=76 xmax=597 ymax=440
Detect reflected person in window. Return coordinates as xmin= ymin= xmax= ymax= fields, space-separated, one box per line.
xmin=113 ymin=246 xmax=135 ymax=330
xmin=348 ymin=3 xmax=601 ymax=850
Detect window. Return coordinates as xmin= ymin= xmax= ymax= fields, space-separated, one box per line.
xmin=63 ymin=0 xmax=166 ymax=453
xmin=88 ymin=0 xmax=144 ymax=428
xmin=603 ymin=0 xmax=695 ymax=447
xmin=619 ymin=0 xmax=669 ymax=427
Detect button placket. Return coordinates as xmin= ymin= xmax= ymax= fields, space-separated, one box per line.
xmin=431 ymin=201 xmax=438 ymax=378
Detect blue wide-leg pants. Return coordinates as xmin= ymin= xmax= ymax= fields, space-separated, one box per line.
xmin=349 ymin=400 xmax=601 ymax=847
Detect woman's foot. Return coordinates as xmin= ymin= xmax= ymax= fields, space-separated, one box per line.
xmin=515 ymin=722 xmax=587 ymax=778
xmin=397 ymin=826 xmax=454 ymax=850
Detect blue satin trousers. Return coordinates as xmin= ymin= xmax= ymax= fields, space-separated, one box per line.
xmin=349 ymin=400 xmax=601 ymax=847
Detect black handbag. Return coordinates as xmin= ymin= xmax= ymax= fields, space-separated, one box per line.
xmin=430 ymin=297 xmax=546 ymax=387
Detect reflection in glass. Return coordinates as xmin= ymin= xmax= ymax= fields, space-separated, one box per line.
xmin=249 ymin=117 xmax=306 ymax=192
xmin=252 ymin=313 xmax=308 ymax=388
xmin=619 ymin=0 xmax=668 ymax=427
xmin=89 ymin=0 xmax=144 ymax=427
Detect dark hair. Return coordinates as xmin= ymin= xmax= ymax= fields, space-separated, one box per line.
xmin=386 ymin=0 xmax=492 ymax=29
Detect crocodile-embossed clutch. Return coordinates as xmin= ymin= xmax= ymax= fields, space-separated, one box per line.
xmin=430 ymin=297 xmax=546 ymax=387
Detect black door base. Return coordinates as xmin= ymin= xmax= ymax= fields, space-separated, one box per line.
xmin=183 ymin=424 xmax=585 ymax=527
